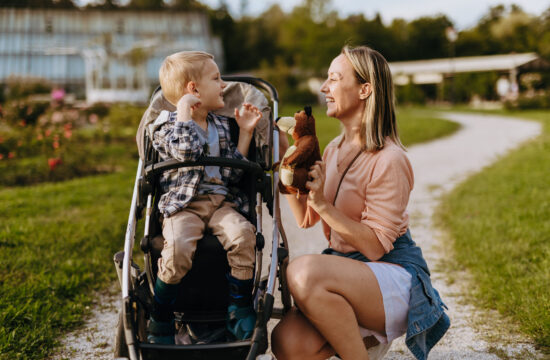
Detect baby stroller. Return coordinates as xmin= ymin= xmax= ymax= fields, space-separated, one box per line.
xmin=113 ymin=76 xmax=292 ymax=360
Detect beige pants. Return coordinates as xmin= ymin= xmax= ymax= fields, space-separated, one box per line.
xmin=158 ymin=194 xmax=256 ymax=284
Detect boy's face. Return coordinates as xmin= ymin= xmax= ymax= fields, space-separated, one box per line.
xmin=194 ymin=59 xmax=226 ymax=110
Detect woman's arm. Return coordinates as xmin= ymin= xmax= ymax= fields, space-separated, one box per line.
xmin=283 ymin=193 xmax=309 ymax=227
xmin=311 ymin=201 xmax=386 ymax=260
xmin=306 ymin=161 xmax=386 ymax=260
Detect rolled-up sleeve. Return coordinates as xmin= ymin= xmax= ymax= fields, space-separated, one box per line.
xmin=361 ymin=150 xmax=413 ymax=252
xmin=299 ymin=204 xmax=320 ymax=228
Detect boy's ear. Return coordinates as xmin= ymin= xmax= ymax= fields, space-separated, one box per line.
xmin=186 ymin=81 xmax=198 ymax=95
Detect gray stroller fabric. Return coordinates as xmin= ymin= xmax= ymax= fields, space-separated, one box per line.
xmin=136 ymin=81 xmax=272 ymax=163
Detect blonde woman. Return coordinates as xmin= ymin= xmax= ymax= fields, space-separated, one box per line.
xmin=271 ymin=45 xmax=449 ymax=360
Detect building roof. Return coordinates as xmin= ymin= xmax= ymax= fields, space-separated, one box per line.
xmin=389 ymin=53 xmax=548 ymax=85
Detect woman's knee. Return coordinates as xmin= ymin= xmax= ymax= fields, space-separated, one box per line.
xmin=271 ymin=309 xmax=326 ymax=360
xmin=286 ymin=255 xmax=326 ymax=303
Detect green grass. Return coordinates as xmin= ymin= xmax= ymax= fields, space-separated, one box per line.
xmin=0 ymin=105 xmax=460 ymax=359
xmin=280 ymin=104 xmax=460 ymax=151
xmin=435 ymin=108 xmax=550 ymax=352
xmin=0 ymin=170 xmax=134 ymax=359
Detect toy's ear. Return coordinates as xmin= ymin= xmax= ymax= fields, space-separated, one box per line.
xmin=304 ymin=106 xmax=312 ymax=117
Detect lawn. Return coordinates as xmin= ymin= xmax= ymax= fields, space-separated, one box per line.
xmin=435 ymin=108 xmax=550 ymax=352
xmin=0 ymin=105 xmax=459 ymax=359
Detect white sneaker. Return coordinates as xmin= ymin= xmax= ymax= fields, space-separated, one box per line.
xmin=367 ymin=341 xmax=392 ymax=360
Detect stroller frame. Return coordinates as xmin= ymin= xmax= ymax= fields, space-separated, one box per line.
xmin=113 ymin=76 xmax=291 ymax=360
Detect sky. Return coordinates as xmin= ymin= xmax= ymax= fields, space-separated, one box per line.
xmin=200 ymin=0 xmax=549 ymax=30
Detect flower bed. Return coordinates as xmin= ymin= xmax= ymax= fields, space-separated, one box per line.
xmin=0 ymin=98 xmax=144 ymax=186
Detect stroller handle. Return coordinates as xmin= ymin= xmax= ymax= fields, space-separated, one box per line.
xmin=222 ymin=75 xmax=279 ymax=103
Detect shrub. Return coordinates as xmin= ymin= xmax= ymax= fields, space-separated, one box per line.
xmin=4 ymin=76 xmax=52 ymax=101
xmin=504 ymin=91 xmax=550 ymax=110
xmin=396 ymin=83 xmax=427 ymax=105
xmin=0 ymin=101 xmax=141 ymax=186
xmin=2 ymin=99 xmax=50 ymax=126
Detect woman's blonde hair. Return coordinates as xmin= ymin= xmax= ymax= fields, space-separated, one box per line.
xmin=342 ymin=45 xmax=404 ymax=152
xmin=159 ymin=51 xmax=214 ymax=105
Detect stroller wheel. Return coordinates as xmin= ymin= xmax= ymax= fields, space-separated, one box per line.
xmin=114 ymin=309 xmax=129 ymax=358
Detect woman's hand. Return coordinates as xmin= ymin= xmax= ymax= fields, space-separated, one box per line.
xmin=235 ymin=103 xmax=262 ymax=134
xmin=306 ymin=160 xmax=328 ymax=212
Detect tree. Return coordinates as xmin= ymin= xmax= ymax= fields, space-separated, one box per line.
xmin=405 ymin=15 xmax=453 ymax=60
xmin=127 ymin=0 xmax=164 ymax=10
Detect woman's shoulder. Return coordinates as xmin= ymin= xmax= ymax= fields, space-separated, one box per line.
xmin=377 ymin=139 xmax=408 ymax=161
xmin=371 ymin=139 xmax=413 ymax=177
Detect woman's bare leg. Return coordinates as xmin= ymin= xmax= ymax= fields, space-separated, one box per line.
xmin=284 ymin=254 xmax=386 ymax=360
xmin=271 ymin=307 xmax=334 ymax=360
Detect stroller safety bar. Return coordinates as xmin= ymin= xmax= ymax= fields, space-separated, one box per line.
xmin=144 ymin=157 xmax=263 ymax=179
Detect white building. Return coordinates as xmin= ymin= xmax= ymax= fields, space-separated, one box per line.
xmin=0 ymin=8 xmax=223 ymax=103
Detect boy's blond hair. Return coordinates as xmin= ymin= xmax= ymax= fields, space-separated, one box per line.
xmin=159 ymin=51 xmax=214 ymax=105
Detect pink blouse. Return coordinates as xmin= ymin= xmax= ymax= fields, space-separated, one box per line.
xmin=301 ymin=137 xmax=414 ymax=254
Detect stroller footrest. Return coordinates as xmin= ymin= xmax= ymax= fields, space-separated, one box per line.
xmin=139 ymin=341 xmax=252 ymax=360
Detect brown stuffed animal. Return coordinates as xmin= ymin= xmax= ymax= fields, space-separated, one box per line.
xmin=278 ymin=106 xmax=322 ymax=195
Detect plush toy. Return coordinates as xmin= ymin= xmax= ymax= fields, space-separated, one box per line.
xmin=277 ymin=106 xmax=322 ymax=195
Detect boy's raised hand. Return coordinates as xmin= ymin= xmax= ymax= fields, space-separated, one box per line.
xmin=234 ymin=103 xmax=262 ymax=134
xmin=176 ymin=94 xmax=201 ymax=122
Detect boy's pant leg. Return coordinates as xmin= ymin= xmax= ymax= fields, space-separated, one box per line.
xmin=158 ymin=197 xmax=214 ymax=284
xmin=208 ymin=198 xmax=256 ymax=280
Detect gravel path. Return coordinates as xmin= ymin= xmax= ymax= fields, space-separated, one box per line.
xmin=51 ymin=112 xmax=544 ymax=360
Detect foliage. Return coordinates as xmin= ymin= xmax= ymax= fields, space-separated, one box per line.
xmin=442 ymin=71 xmax=501 ymax=103
xmin=0 ymin=99 xmax=143 ymax=186
xmin=436 ymin=109 xmax=550 ymax=352
xmin=3 ymin=77 xmax=52 ymax=102
xmin=396 ymin=83 xmax=428 ymax=105
xmin=505 ymin=91 xmax=550 ymax=109
xmin=257 ymin=59 xmax=318 ymax=104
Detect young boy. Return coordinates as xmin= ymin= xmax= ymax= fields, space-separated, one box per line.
xmin=148 ymin=51 xmax=261 ymax=344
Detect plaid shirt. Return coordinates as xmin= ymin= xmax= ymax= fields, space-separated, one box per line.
xmin=152 ymin=111 xmax=249 ymax=217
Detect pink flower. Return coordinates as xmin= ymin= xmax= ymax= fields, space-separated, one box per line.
xmin=45 ymin=129 xmax=52 ymax=137
xmin=19 ymin=120 xmax=26 ymax=127
xmin=53 ymin=141 xmax=60 ymax=149
xmin=48 ymin=157 xmax=62 ymax=171
xmin=89 ymin=114 xmax=98 ymax=124
xmin=8 ymin=152 xmax=15 ymax=159
xmin=0 ymin=154 xmax=3 ymax=160
xmin=64 ymin=130 xmax=72 ymax=139
xmin=51 ymin=111 xmax=63 ymax=124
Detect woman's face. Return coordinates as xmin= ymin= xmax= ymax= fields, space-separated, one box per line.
xmin=320 ymin=54 xmax=364 ymax=120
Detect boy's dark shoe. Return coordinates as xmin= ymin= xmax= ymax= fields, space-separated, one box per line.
xmin=227 ymin=303 xmax=256 ymax=340
xmin=147 ymin=318 xmax=175 ymax=344
xmin=226 ymin=275 xmax=256 ymax=340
